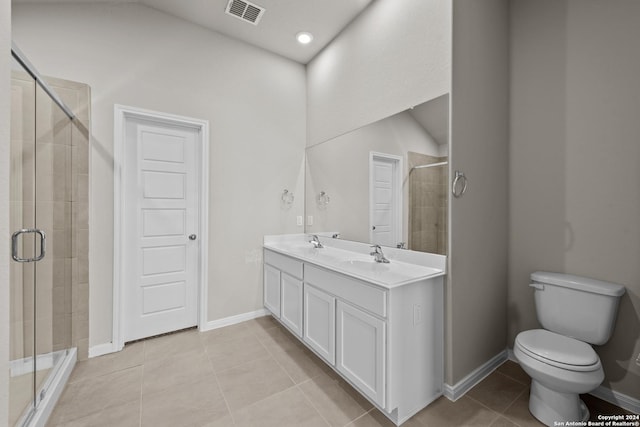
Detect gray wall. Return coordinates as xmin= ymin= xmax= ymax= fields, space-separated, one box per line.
xmin=12 ymin=3 xmax=307 ymax=348
xmin=306 ymin=0 xmax=451 ymax=146
xmin=509 ymin=0 xmax=640 ymax=399
xmin=1 ymin=2 xmax=11 ymax=424
xmin=449 ymin=0 xmax=510 ymax=384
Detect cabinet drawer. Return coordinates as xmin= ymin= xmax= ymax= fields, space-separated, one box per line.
xmin=304 ymin=264 xmax=387 ymax=318
xmin=264 ymin=249 xmax=303 ymax=280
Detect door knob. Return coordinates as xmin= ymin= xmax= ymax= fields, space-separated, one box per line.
xmin=189 ymin=234 xmax=197 ymax=240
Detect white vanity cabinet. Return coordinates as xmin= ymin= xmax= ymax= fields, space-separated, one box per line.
xmin=263 ymin=250 xmax=304 ymax=337
xmin=263 ymin=263 xmax=281 ymax=317
xmin=263 ymin=244 xmax=444 ymax=426
xmin=336 ymin=300 xmax=386 ymax=406
xmin=280 ymin=273 xmax=303 ymax=337
xmin=303 ymin=284 xmax=335 ymax=364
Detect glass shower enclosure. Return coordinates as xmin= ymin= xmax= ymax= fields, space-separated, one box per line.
xmin=9 ymin=45 xmax=78 ymax=427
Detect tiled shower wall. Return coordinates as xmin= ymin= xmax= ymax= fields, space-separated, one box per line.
xmin=10 ymin=72 xmax=90 ymax=363
xmin=407 ymin=152 xmax=448 ymax=255
xmin=48 ymin=76 xmax=90 ymax=361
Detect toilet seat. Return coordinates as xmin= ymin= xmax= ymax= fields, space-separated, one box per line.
xmin=516 ymin=329 xmax=600 ymax=372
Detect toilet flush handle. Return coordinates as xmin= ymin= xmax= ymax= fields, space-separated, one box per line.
xmin=529 ymin=283 xmax=545 ymax=291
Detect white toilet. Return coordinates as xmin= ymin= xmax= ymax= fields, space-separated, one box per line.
xmin=514 ymin=272 xmax=625 ymax=426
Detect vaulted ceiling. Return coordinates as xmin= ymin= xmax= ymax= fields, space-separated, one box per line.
xmin=12 ymin=0 xmax=373 ymax=63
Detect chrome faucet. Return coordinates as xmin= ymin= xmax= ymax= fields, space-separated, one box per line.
xmin=309 ymin=234 xmax=324 ymax=249
xmin=370 ymin=245 xmax=390 ymax=263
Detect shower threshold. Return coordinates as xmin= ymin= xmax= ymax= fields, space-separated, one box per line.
xmin=13 ymin=348 xmax=77 ymax=427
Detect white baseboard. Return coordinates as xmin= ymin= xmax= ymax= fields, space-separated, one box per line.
xmin=90 ymin=309 xmax=271 ymax=358
xmin=508 ymin=348 xmax=640 ymax=415
xmin=443 ymin=350 xmax=508 ymax=401
xmin=590 ymin=385 xmax=640 ymax=415
xmin=88 ymin=342 xmax=119 ymax=358
xmin=201 ymin=308 xmax=270 ymax=332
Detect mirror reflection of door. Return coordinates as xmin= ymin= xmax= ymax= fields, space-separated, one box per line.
xmin=305 ymin=94 xmax=449 ymax=254
xmin=370 ymin=152 xmax=402 ymax=248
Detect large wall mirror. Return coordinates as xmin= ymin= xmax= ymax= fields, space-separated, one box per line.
xmin=305 ymin=93 xmax=449 ymax=255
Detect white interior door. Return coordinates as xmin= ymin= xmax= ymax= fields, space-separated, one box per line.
xmin=123 ymin=117 xmax=199 ymax=342
xmin=370 ymin=153 xmax=401 ymax=247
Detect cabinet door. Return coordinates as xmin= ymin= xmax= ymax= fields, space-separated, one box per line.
xmin=280 ymin=273 xmax=303 ymax=337
xmin=264 ymin=264 xmax=281 ymax=318
xmin=336 ymin=301 xmax=385 ymax=407
xmin=303 ymin=285 xmax=335 ymax=365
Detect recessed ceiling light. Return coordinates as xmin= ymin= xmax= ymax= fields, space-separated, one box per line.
xmin=296 ymin=32 xmax=314 ymax=45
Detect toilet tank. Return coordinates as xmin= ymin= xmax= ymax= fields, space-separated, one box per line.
xmin=531 ymin=272 xmax=625 ymax=345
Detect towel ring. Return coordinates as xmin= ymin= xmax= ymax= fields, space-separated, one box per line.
xmin=317 ymin=191 xmax=330 ymax=207
xmin=281 ymin=189 xmax=294 ymax=205
xmin=452 ymin=170 xmax=467 ymax=198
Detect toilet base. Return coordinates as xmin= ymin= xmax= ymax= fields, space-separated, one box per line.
xmin=529 ymin=380 xmax=590 ymax=427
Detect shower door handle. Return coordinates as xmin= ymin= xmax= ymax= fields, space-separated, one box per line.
xmin=11 ymin=228 xmax=47 ymax=263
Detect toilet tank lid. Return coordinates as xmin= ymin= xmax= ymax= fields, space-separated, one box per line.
xmin=531 ymin=272 xmax=625 ymax=297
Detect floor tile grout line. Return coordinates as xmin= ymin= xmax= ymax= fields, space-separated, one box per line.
xmin=259 ymin=327 xmax=338 ymax=387
xmin=346 ymin=408 xmax=374 ymax=426
xmin=486 ymin=411 xmax=506 ymax=427
xmin=227 ymin=381 xmax=308 ymax=421
xmin=465 ymin=369 xmax=529 ymax=415
xmin=495 ymin=368 xmax=531 ymax=387
xmin=198 ymin=322 xmax=308 ymax=422
xmin=137 ymin=339 xmax=145 ymax=427
xmin=493 ymin=371 xmax=530 ymax=412
xmin=201 ymin=342 xmax=237 ymax=426
xmin=496 ymin=361 xmax=532 ymax=386
xmin=218 ymin=342 xmax=302 ymax=416
xmin=48 ymin=365 xmax=143 ymax=426
xmin=203 ymin=337 xmax=274 ymax=377
xmin=249 ymin=319 xmax=371 ymax=425
xmin=296 ymin=382 xmax=332 ymax=427
xmin=138 ymin=350 xmax=144 ymax=427
xmin=464 ymin=393 xmax=510 ymax=424
xmin=254 ymin=324 xmax=301 ymax=386
xmin=202 ymin=339 xmax=273 ymax=375
xmin=499 ymin=387 xmax=531 ymax=427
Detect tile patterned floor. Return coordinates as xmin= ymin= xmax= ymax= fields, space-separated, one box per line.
xmin=46 ymin=317 xmax=631 ymax=427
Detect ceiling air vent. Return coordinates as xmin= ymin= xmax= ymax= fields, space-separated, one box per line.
xmin=225 ymin=0 xmax=265 ymax=25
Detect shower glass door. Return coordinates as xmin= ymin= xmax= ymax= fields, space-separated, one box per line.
xmin=9 ymin=55 xmax=74 ymax=427
xmin=9 ymin=56 xmax=38 ymax=427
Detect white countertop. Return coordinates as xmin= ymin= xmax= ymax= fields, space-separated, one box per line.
xmin=263 ymin=234 xmax=446 ymax=289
